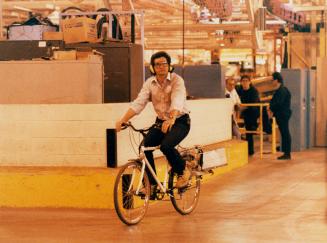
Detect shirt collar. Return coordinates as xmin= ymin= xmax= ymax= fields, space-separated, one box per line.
xmin=151 ymin=73 xmax=172 ymax=85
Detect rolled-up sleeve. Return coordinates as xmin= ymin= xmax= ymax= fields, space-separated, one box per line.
xmin=130 ymin=80 xmax=151 ymax=114
xmin=170 ymin=76 xmax=186 ymax=112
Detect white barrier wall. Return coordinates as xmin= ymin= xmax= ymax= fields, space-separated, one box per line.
xmin=0 ymin=99 xmax=233 ymax=167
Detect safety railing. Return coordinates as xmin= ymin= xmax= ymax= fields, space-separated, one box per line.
xmin=238 ymin=103 xmax=277 ymax=158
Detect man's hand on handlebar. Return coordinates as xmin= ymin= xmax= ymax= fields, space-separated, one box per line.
xmin=115 ymin=120 xmax=128 ymax=132
xmin=116 ymin=108 xmax=137 ymax=132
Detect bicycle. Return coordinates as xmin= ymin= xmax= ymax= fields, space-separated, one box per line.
xmin=113 ymin=122 xmax=211 ymax=225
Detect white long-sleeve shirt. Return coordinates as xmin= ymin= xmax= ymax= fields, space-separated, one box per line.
xmin=225 ymin=88 xmax=241 ymax=106
xmin=130 ymin=72 xmax=189 ymax=120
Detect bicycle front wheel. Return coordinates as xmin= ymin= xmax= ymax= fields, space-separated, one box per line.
xmin=168 ymin=169 xmax=201 ymax=215
xmin=113 ymin=161 xmax=150 ymax=225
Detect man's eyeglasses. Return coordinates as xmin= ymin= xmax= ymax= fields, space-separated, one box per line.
xmin=154 ymin=62 xmax=168 ymax=68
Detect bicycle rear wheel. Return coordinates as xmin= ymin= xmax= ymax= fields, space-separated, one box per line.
xmin=168 ymin=169 xmax=200 ymax=215
xmin=114 ymin=161 xmax=150 ymax=225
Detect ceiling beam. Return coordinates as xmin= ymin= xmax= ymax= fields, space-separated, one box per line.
xmin=133 ymin=0 xmax=193 ymax=13
xmin=144 ymin=42 xmax=253 ymax=50
xmin=290 ymin=5 xmax=326 ymax=12
xmin=145 ymin=23 xmax=254 ymax=32
xmin=2 ymin=0 xmax=117 ymax=9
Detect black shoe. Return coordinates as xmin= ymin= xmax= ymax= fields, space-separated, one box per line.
xmin=277 ymin=154 xmax=291 ymax=160
xmin=264 ymin=127 xmax=272 ymax=134
xmin=149 ymin=185 xmax=157 ymax=200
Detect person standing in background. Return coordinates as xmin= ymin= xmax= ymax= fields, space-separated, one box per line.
xmin=236 ymin=75 xmax=260 ymax=156
xmin=225 ymin=78 xmax=241 ymax=139
xmin=269 ymin=72 xmax=292 ymax=160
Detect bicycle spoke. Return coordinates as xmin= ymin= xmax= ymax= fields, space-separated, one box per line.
xmin=114 ymin=162 xmax=150 ymax=225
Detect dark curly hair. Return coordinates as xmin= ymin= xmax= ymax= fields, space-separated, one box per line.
xmin=150 ymin=51 xmax=171 ymax=67
xmin=240 ymin=75 xmax=251 ymax=81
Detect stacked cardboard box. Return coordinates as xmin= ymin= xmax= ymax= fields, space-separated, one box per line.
xmin=61 ymin=17 xmax=97 ymax=44
xmin=43 ymin=31 xmax=63 ymax=40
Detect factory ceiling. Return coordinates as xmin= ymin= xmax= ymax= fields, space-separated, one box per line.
xmin=1 ymin=0 xmax=325 ymax=49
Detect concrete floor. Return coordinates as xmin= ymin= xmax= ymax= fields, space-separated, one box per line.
xmin=0 ymin=148 xmax=326 ymax=242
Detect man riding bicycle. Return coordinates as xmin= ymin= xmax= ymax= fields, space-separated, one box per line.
xmin=115 ymin=51 xmax=191 ymax=190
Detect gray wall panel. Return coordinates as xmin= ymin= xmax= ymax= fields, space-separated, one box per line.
xmin=307 ymin=69 xmax=317 ymax=148
xmin=184 ymin=64 xmax=225 ymax=98
xmin=281 ymin=69 xmax=308 ymax=151
xmin=145 ymin=64 xmax=225 ymax=99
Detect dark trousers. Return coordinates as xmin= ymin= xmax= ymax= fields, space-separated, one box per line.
xmin=276 ymin=116 xmax=291 ymax=155
xmin=143 ymin=114 xmax=191 ymax=185
xmin=244 ymin=116 xmax=258 ymax=155
xmin=245 ymin=133 xmax=254 ymax=155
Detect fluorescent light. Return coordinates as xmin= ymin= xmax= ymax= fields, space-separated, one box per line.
xmin=11 ymin=12 xmax=19 ymax=17
xmin=14 ymin=6 xmax=32 ymax=12
xmin=46 ymin=3 xmax=55 ymax=10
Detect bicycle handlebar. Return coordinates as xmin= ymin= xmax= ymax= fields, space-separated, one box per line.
xmin=122 ymin=122 xmax=147 ymax=132
xmin=122 ymin=122 xmax=161 ymax=137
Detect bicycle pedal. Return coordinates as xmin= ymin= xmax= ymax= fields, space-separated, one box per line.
xmin=177 ymin=187 xmax=188 ymax=193
xmin=139 ymin=193 xmax=156 ymax=200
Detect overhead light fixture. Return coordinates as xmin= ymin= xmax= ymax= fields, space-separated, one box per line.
xmin=14 ymin=6 xmax=33 ymax=12
xmin=11 ymin=12 xmax=19 ymax=17
xmin=45 ymin=3 xmax=55 ymax=10
xmin=69 ymin=0 xmax=84 ymax=3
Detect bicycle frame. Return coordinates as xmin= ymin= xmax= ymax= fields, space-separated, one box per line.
xmin=114 ymin=122 xmax=203 ymax=225
xmin=133 ymin=145 xmax=170 ymax=195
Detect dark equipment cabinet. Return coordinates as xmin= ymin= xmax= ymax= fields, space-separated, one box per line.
xmin=0 ymin=40 xmax=63 ymax=61
xmin=66 ymin=42 xmax=144 ymax=103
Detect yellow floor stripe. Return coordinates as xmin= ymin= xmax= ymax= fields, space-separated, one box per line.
xmin=0 ymin=140 xmax=247 ymax=208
